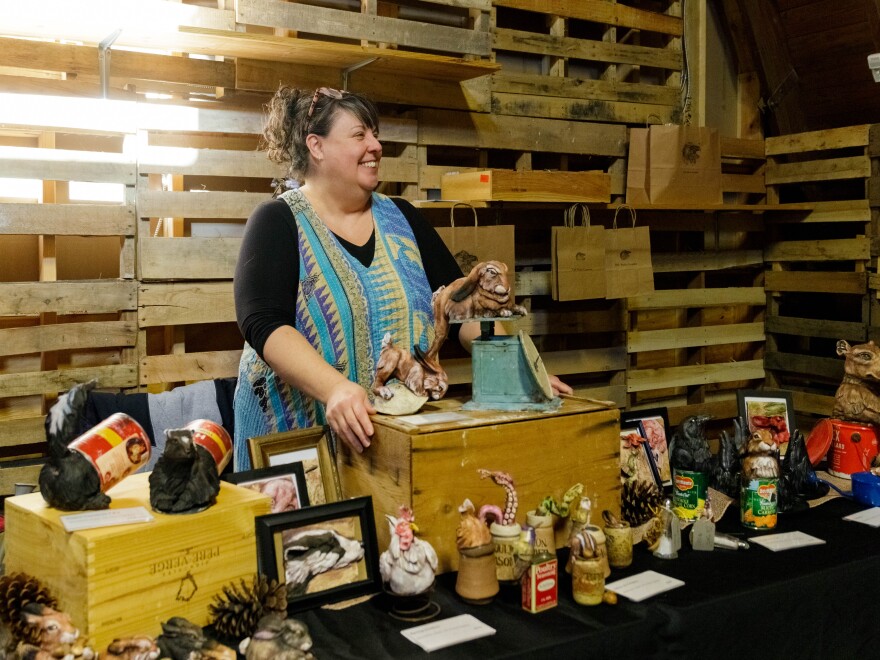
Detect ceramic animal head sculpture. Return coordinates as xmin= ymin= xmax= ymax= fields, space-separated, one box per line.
xmin=833 ymin=339 xmax=880 ymax=425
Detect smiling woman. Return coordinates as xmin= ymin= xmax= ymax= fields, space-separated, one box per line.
xmin=232 ymin=85 xmax=467 ymax=472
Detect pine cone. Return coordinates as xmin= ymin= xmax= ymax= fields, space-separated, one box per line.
xmin=0 ymin=572 xmax=58 ymax=644
xmin=621 ymin=480 xmax=663 ymax=526
xmin=209 ymin=574 xmax=287 ymax=641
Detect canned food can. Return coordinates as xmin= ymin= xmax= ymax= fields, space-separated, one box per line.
xmin=740 ymin=477 xmax=778 ymax=530
xmin=184 ymin=419 xmax=233 ymax=473
xmin=70 ymin=413 xmax=151 ymax=491
xmin=672 ymin=468 xmax=707 ymax=520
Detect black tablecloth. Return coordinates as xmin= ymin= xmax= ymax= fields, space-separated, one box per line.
xmin=297 ymin=498 xmax=880 ymax=660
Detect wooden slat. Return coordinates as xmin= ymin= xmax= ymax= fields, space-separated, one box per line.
xmin=492 ymin=29 xmax=682 ymax=69
xmin=764 ymin=238 xmax=870 ymax=262
xmin=0 ymin=461 xmax=43 ymax=496
xmin=0 ymin=280 xmax=137 ymax=316
xmin=765 ymin=155 xmax=870 ymax=185
xmin=140 ymin=349 xmax=241 ymax=384
xmin=627 ymin=360 xmax=765 ymax=393
xmin=0 ymin=364 xmax=137 ymax=398
xmin=0 ymin=417 xmax=44 ymax=448
xmin=512 ymin=308 xmax=624 ymax=335
xmin=491 ymin=92 xmax=676 ymax=124
xmin=653 ymin=250 xmax=763 ymax=272
xmin=491 ymin=71 xmax=680 ymax=105
xmin=515 ymin=270 xmax=551 ymax=297
xmin=765 ymin=124 xmax=871 ymax=156
xmin=441 ymin=170 xmax=610 ymax=203
xmin=666 ymin=398 xmax=739 ymax=427
xmin=764 ymin=270 xmax=866 ymax=294
xmin=0 ymin=146 xmax=135 ymax=184
xmin=138 ymin=146 xmax=281 ymax=178
xmin=139 ymin=282 xmax=235 ymax=327
xmin=139 ymin=237 xmax=240 ymax=280
xmin=792 ymin=391 xmax=835 ymax=417
xmin=492 ymin=0 xmax=683 ymax=36
xmin=0 ymin=321 xmax=136 ymax=357
xmin=137 ymin=190 xmax=268 ymax=219
xmin=237 ymin=0 xmax=491 ymax=56
xmin=628 ymin=287 xmax=766 ymax=310
xmin=764 ymin=351 xmax=842 ymax=380
xmin=721 ymin=137 xmax=766 ymax=160
xmin=0 ymin=203 xmax=134 ymax=236
xmin=722 ymin=172 xmax=766 ymax=194
xmin=418 ymin=109 xmax=627 ymax=156
xmin=767 ymin=200 xmax=870 ymax=224
xmin=627 ymin=322 xmax=764 ymax=352
xmin=765 ymin=316 xmax=867 ymax=341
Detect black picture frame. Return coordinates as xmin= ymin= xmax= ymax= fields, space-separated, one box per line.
xmin=224 ymin=463 xmax=310 ymax=513
xmin=621 ymin=407 xmax=672 ymax=486
xmin=255 ymin=496 xmax=380 ymax=613
xmin=736 ymin=388 xmax=795 ymax=454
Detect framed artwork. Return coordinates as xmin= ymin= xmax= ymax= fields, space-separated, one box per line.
xmin=224 ymin=463 xmax=309 ymax=514
xmin=256 ymin=496 xmax=380 ymax=612
xmin=620 ymin=408 xmax=672 ymax=486
xmin=619 ymin=424 xmax=661 ymax=487
xmin=737 ymin=389 xmax=794 ymax=454
xmin=248 ymin=427 xmax=342 ymax=505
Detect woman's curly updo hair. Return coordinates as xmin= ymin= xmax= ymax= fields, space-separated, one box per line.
xmin=262 ymin=86 xmax=380 ymax=184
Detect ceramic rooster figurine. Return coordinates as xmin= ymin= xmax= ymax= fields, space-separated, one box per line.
xmin=38 ymin=380 xmax=109 ymax=511
xmin=379 ymin=506 xmax=438 ymax=596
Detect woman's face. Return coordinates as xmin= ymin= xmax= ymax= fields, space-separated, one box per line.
xmin=314 ymin=109 xmax=382 ymax=193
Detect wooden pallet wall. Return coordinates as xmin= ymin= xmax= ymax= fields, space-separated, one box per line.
xmin=764 ymin=124 xmax=878 ymax=418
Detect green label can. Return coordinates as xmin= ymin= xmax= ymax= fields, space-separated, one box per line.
xmin=672 ymin=469 xmax=707 ymax=520
xmin=740 ymin=477 xmax=778 ymax=530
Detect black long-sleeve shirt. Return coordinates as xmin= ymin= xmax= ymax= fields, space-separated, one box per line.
xmin=234 ymin=196 xmax=463 ymax=359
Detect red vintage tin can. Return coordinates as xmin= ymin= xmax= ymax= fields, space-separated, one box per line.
xmin=184 ymin=419 xmax=233 ymax=473
xmin=807 ymin=418 xmax=879 ymax=479
xmin=70 ymin=413 xmax=151 ymax=491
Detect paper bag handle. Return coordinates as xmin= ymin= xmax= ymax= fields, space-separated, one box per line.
xmin=449 ymin=202 xmax=478 ymax=228
xmin=612 ymin=204 xmax=637 ymax=229
xmin=564 ymin=203 xmax=592 ymax=228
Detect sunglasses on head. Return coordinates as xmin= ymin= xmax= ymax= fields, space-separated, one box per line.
xmin=307 ymin=87 xmax=346 ymax=119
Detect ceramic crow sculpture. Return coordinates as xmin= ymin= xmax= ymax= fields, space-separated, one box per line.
xmin=778 ymin=429 xmax=828 ymax=512
xmin=38 ymin=380 xmax=109 ymax=511
xmin=239 ymin=614 xmax=315 ymax=660
xmin=148 ymin=428 xmax=220 ymax=514
xmin=711 ymin=417 xmax=746 ymax=498
xmin=669 ymin=414 xmax=714 ymax=474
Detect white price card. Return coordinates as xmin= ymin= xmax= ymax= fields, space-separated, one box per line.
xmin=604 ymin=571 xmax=684 ymax=603
xmin=61 ymin=506 xmax=154 ymax=532
xmin=401 ymin=614 xmax=495 ymax=653
xmin=843 ymin=507 xmax=880 ymax=528
xmin=748 ymin=531 xmax=825 ymax=552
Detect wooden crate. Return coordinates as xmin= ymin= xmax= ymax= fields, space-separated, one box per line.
xmin=5 ymin=473 xmax=271 ymax=651
xmin=336 ymin=398 xmax=620 ymax=573
xmin=441 ymin=169 xmax=610 ymax=203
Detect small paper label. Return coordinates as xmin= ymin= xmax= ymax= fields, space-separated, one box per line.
xmin=61 ymin=506 xmax=154 ymax=532
xmin=843 ymin=507 xmax=880 ymax=527
xmin=605 ymin=570 xmax=684 ymax=602
xmin=748 ymin=531 xmax=825 ymax=552
xmin=479 ymin=173 xmax=490 ymax=183
xmin=401 ymin=614 xmax=495 ymax=653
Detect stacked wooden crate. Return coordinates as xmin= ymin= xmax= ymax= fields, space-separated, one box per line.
xmin=763 ymin=125 xmax=876 ymax=417
xmin=0 ymin=98 xmax=138 ymax=489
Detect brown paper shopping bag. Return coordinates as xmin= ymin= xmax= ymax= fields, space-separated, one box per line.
xmin=625 ymin=127 xmax=651 ymax=205
xmin=435 ymin=202 xmax=516 ymax=284
xmin=551 ymin=203 xmax=606 ymax=301
xmin=604 ymin=205 xmax=654 ymax=299
xmin=648 ymin=124 xmax=722 ymax=206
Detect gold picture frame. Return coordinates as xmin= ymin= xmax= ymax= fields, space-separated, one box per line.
xmin=248 ymin=427 xmax=342 ymax=505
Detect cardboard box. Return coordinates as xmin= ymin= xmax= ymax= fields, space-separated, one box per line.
xmin=337 ymin=399 xmax=620 ymax=573
xmin=5 ymin=473 xmax=270 ymax=650
xmin=441 ymin=169 xmax=611 ymax=203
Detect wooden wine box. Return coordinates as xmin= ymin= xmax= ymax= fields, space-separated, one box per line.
xmin=441 ymin=169 xmax=611 ymax=203
xmin=5 ymin=473 xmax=271 ymax=650
xmin=337 ymin=398 xmax=620 ymax=573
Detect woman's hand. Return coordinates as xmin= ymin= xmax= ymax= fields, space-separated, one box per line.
xmin=550 ymin=374 xmax=573 ymax=397
xmin=325 ymin=380 xmax=376 ymax=454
